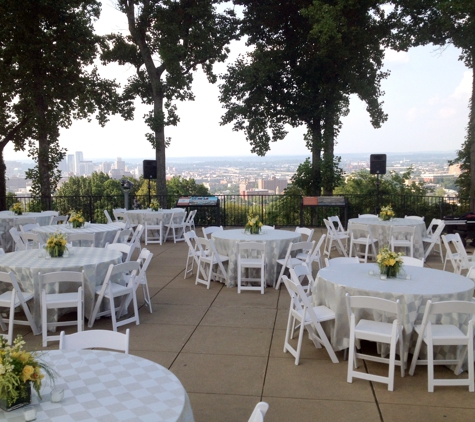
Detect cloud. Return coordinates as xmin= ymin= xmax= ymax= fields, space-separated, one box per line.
xmin=438 ymin=107 xmax=457 ymax=118
xmin=405 ymin=107 xmax=419 ymax=121
xmin=385 ymin=49 xmax=410 ymax=64
xmin=452 ymin=71 xmax=472 ymax=99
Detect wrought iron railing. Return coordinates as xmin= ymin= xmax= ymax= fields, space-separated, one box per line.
xmin=5 ymin=193 xmax=470 ymax=227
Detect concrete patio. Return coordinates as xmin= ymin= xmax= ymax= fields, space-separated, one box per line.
xmin=21 ymin=228 xmax=475 ymax=422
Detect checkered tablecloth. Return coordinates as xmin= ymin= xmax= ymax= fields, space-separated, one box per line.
xmin=2 ymin=350 xmax=194 ymax=421
xmin=0 ymin=248 xmax=123 ymax=325
xmin=34 ymin=223 xmax=124 ymax=248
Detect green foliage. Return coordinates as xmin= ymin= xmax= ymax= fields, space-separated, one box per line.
xmin=166 ymin=176 xmax=210 ymax=199
xmin=102 ymin=1 xmax=239 ymax=197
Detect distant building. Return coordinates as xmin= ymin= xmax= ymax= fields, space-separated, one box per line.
xmin=100 ymin=162 xmax=113 ymax=174
xmin=67 ymin=154 xmax=75 ymax=173
xmin=242 ymin=188 xmax=270 ymax=199
xmin=74 ymin=151 xmax=83 ymax=174
xmin=114 ymin=157 xmax=126 ymax=172
xmin=257 ymin=176 xmax=288 ymax=194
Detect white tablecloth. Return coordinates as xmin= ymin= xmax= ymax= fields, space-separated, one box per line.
xmin=3 ymin=350 xmax=195 ymax=422
xmin=0 ymin=211 xmax=57 ymax=252
xmin=312 ymin=263 xmax=475 ymax=354
xmin=125 ymin=209 xmax=185 ymax=225
xmin=348 ymin=217 xmax=427 ymax=259
xmin=212 ymin=229 xmax=301 ymax=287
xmin=33 ymin=223 xmax=123 ymax=248
xmin=0 ymin=248 xmax=122 ymax=325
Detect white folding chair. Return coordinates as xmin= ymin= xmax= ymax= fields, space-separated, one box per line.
xmin=422 ymin=218 xmax=445 ymax=262
xmin=164 ymin=211 xmax=186 ymax=243
xmin=275 ymin=241 xmax=315 ymax=289
xmin=135 ymin=248 xmax=153 ymax=313
xmin=104 ymin=209 xmax=115 ymax=224
xmin=131 ymin=223 xmax=145 ymax=245
xmin=113 ymin=228 xmax=134 ymax=244
xmin=195 ymin=237 xmax=228 ymax=289
xmin=106 ymin=241 xmax=139 ymax=263
xmin=144 ymin=215 xmax=163 ymax=246
xmin=113 ymin=209 xmax=132 ymax=229
xmin=442 ymin=234 xmax=463 ymax=273
xmin=409 ymin=300 xmax=475 ymax=392
xmin=184 ymin=230 xmax=207 ymax=279
xmin=323 ymin=218 xmax=349 ymax=258
xmin=261 ymin=225 xmax=275 ymax=231
xmin=51 ymin=215 xmax=69 ymax=225
xmin=346 ymin=294 xmax=404 ymax=391
xmin=348 ymin=223 xmax=378 ymax=263
xmin=248 ymin=402 xmax=269 ymax=422
xmin=358 ymin=214 xmax=378 ymax=218
xmin=59 ymin=329 xmax=130 ymax=354
xmin=328 ymin=215 xmax=348 ymax=237
xmin=282 ymin=275 xmax=338 ymax=365
xmin=67 ymin=232 xmax=95 ymax=247
xmin=202 ymin=226 xmax=223 ymax=239
xmin=0 ymin=271 xmax=39 ymax=344
xmin=88 ymin=261 xmax=141 ymax=331
xmin=9 ymin=227 xmax=26 ymax=251
xmin=324 ymin=256 xmax=360 ymax=267
xmin=400 ymin=256 xmax=424 ymax=267
xmin=184 ymin=209 xmax=197 ymax=233
xmin=390 ymin=225 xmax=415 ymax=258
xmin=404 ymin=215 xmax=424 ymax=221
xmin=295 ymin=227 xmax=314 ymax=242
xmin=39 ymin=270 xmax=85 ymax=347
xmin=237 ymin=242 xmax=266 ymax=294
xmin=296 ymin=234 xmax=326 ymax=271
xmin=19 ymin=222 xmax=40 ymax=233
xmin=19 ymin=232 xmax=44 ymax=250
xmin=15 ymin=217 xmax=37 ymax=229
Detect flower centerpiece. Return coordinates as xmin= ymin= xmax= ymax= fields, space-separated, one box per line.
xmin=376 ymin=246 xmax=404 ymax=278
xmin=379 ymin=205 xmax=395 ymax=221
xmin=0 ymin=335 xmax=54 ymax=411
xmin=69 ymin=210 xmax=85 ymax=228
xmin=10 ymin=203 xmax=23 ymax=216
xmin=244 ymin=213 xmax=263 ymax=235
xmin=45 ymin=231 xmax=68 ymax=258
xmin=149 ymin=199 xmax=160 ymax=211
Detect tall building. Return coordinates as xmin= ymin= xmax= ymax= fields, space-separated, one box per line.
xmin=257 ymin=176 xmax=288 ymax=194
xmin=67 ymin=154 xmax=75 ymax=173
xmin=75 ymin=151 xmax=84 ymax=175
xmin=115 ymin=157 xmax=126 ymax=172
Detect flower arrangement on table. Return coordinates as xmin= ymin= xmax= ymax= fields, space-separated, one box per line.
xmin=69 ymin=210 xmax=85 ymax=228
xmin=10 ymin=202 xmax=23 ymax=216
xmin=45 ymin=231 xmax=68 ymax=258
xmin=376 ymin=246 xmax=404 ymax=278
xmin=379 ymin=205 xmax=395 ymax=221
xmin=0 ymin=335 xmax=54 ymax=411
xmin=244 ymin=212 xmax=263 ymax=235
xmin=149 ymin=199 xmax=160 ymax=211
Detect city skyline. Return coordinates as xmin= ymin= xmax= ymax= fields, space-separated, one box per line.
xmin=2 ymin=0 xmax=471 ymax=162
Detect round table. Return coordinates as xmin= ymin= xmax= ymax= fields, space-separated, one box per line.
xmin=348 ymin=217 xmax=427 ymax=259
xmin=2 ymin=350 xmax=195 ymax=422
xmin=0 ymin=248 xmax=123 ymax=326
xmin=0 ymin=211 xmax=57 ymax=252
xmin=211 ymin=229 xmax=301 ymax=287
xmin=312 ymin=263 xmax=475 ymax=353
xmin=33 ymin=223 xmax=123 ymax=248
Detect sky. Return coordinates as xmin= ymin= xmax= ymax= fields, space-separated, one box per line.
xmin=4 ymin=1 xmax=472 ymax=162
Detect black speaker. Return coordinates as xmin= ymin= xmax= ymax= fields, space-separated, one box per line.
xmin=370 ymin=154 xmax=386 ymax=175
xmin=143 ymin=160 xmax=157 ymax=179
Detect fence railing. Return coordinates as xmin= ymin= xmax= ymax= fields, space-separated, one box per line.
xmin=6 ymin=193 xmax=470 ymax=227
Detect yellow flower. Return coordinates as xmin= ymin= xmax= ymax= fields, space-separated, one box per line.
xmin=21 ymin=365 xmax=35 ymax=382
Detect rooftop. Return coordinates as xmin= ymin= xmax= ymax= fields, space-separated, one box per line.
xmin=20 ymin=228 xmax=475 ymax=421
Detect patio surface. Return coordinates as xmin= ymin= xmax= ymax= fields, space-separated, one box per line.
xmin=20 ymin=227 xmax=475 ymax=422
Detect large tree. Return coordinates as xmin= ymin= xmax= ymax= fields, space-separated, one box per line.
xmin=393 ymin=0 xmax=475 ymax=208
xmin=0 ymin=0 xmax=126 ymax=208
xmin=219 ymin=0 xmax=390 ymax=195
xmin=102 ymin=0 xmax=238 ymax=205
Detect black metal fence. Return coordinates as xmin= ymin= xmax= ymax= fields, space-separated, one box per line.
xmin=6 ymin=193 xmax=470 ymax=228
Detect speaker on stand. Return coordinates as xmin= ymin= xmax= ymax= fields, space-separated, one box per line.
xmin=143 ymin=160 xmax=157 ymax=206
xmin=370 ymin=154 xmax=387 ymax=214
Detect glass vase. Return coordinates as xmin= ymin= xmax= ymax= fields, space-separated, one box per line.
xmin=0 ymin=382 xmax=31 ymax=411
xmin=380 ymin=265 xmax=399 ymax=278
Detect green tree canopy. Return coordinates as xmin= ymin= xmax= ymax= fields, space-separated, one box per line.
xmin=101 ymin=0 xmax=238 ymax=204
xmin=220 ymin=0 xmax=391 ymax=195
xmin=0 ymin=0 xmax=128 ymax=208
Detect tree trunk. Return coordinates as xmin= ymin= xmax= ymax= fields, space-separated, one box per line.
xmin=310 ymin=121 xmax=322 ymax=196
xmin=0 ymin=142 xmax=7 ymax=211
xmin=154 ymin=92 xmax=168 ymax=206
xmin=322 ymin=113 xmax=335 ymax=196
xmin=469 ymin=66 xmax=475 ymax=211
